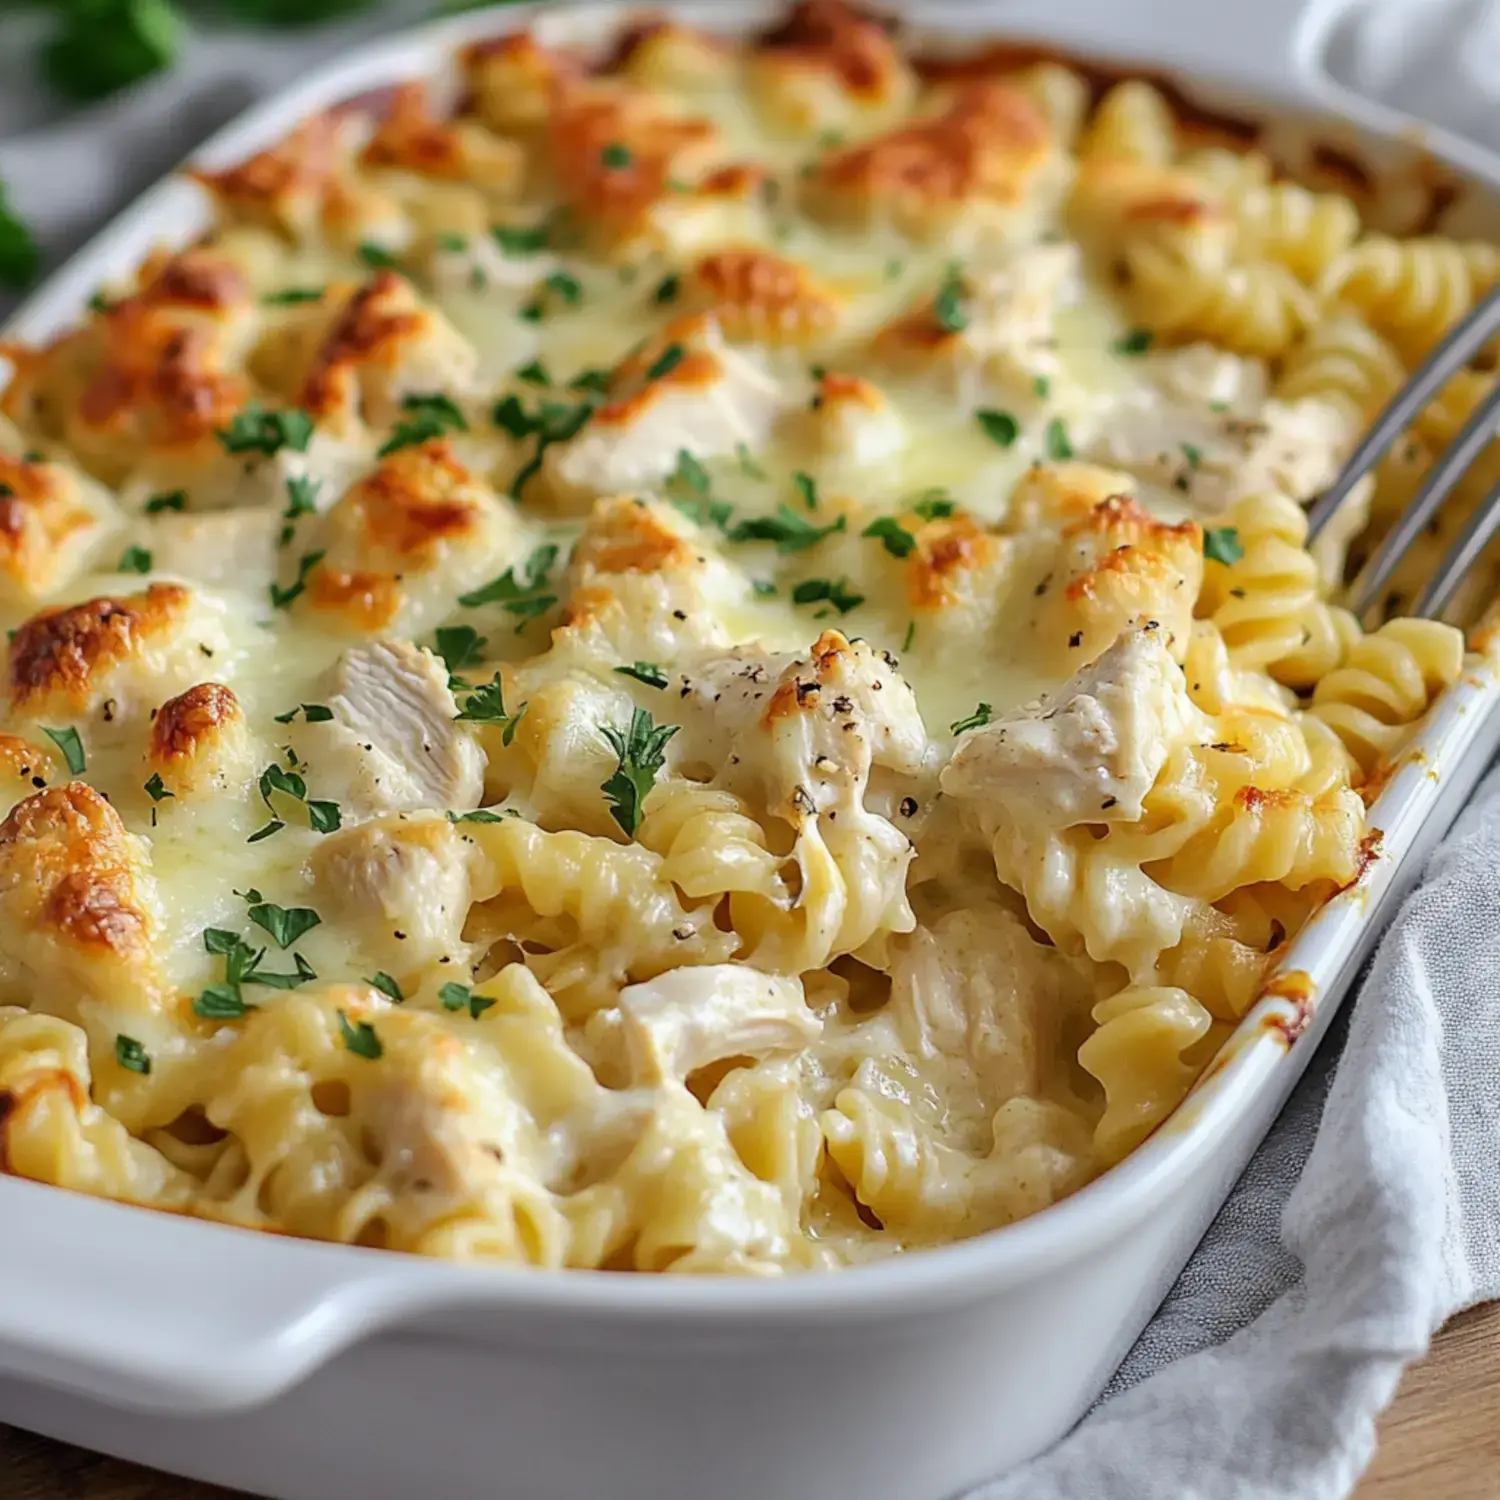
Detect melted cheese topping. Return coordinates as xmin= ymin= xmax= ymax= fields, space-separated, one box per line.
xmin=0 ymin=1 xmax=1474 ymax=1273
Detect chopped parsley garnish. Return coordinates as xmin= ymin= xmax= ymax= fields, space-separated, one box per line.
xmin=544 ymin=270 xmax=582 ymax=305
xmin=218 ymin=402 xmax=315 ymax=458
xmin=143 ymin=772 xmax=173 ymax=803
xmin=114 ymin=1034 xmax=151 ymax=1075
xmin=117 ymin=545 xmax=152 ymax=574
xmin=259 ymin=761 xmax=307 ymax=807
xmin=515 ymin=359 xmax=551 ymax=387
xmin=193 ymin=986 xmax=248 ymax=1020
xmin=269 ymin=549 xmax=325 ymax=609
xmin=369 ymin=972 xmax=404 ymax=1003
xmin=569 ymin=367 xmax=612 ymax=395
xmin=615 ymin=661 xmax=669 ymax=689
xmin=792 ymin=471 xmax=819 ymax=510
xmin=910 ymin=489 xmax=956 ymax=520
xmin=378 ymin=392 xmax=468 ymax=457
xmin=646 ymin=343 xmax=685 ymax=382
xmin=727 ymin=505 xmax=845 ymax=554
xmin=1113 ymin=327 xmax=1154 ymax=355
xmin=454 ymin=672 xmax=527 ymax=744
xmin=862 ymin=515 xmax=915 ymax=559
xmin=491 ymin=394 xmax=598 ymax=496
xmin=337 ymin=1010 xmax=383 ymax=1060
xmin=272 ymin=703 xmax=334 ymax=724
xmin=491 ymin=222 xmax=549 ymax=256
xmin=307 ymin=800 xmax=342 ymax=834
xmin=792 ymin=576 xmax=864 ymax=614
xmin=653 ymin=272 xmax=680 ymax=304
xmin=600 ymin=707 xmax=678 ymax=838
xmin=601 ymin=142 xmax=633 ymax=170
xmin=1044 ymin=418 xmax=1074 ymax=461
xmin=736 ymin=443 xmax=767 ymax=480
xmin=902 ymin=619 xmax=916 ymax=651
xmin=262 ymin=287 xmax=324 ymax=306
xmin=199 ymin=928 xmax=314 ymax=1004
xmin=41 ymin=726 xmax=85 ymax=775
xmin=1034 ymin=374 xmax=1051 ymax=399
xmin=1203 ymin=526 xmax=1245 ymax=566
xmin=950 ymin=703 xmax=993 ymax=735
xmin=932 ymin=263 xmax=968 ymax=334
xmin=1181 ymin=442 xmax=1202 ymax=471
xmin=247 ymin=901 xmax=321 ymax=949
xmin=247 ymin=820 xmax=284 ymax=843
xmin=666 ymin=449 xmax=732 ymax=529
xmin=751 ymin=578 xmax=777 ymax=597
xmin=435 ymin=624 xmax=488 ymax=683
xmin=357 ymin=242 xmax=403 ymax=271
xmin=448 ymin=808 xmax=510 ymax=824
xmin=459 ymin=543 xmax=559 ymax=628
xmin=280 ymin=474 xmax=321 ymax=544
xmin=88 ymin=291 xmax=113 ymax=314
xmin=439 ymin=982 xmax=495 ymax=1019
xmin=976 ymin=409 xmax=1019 ymax=447
xmin=143 ymin=489 xmax=186 ymax=514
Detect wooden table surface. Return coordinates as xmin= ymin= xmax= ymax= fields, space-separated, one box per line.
xmin=2 ymin=1302 xmax=1498 ymax=1500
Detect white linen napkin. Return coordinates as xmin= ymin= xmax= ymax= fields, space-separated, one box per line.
xmin=3 ymin=8 xmax=1500 ymax=1500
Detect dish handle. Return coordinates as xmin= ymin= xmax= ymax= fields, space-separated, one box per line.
xmin=0 ymin=1178 xmax=448 ymax=1415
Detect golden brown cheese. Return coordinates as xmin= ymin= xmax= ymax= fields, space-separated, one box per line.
xmin=684 ymin=248 xmax=842 ymax=345
xmin=0 ymin=455 xmax=119 ymax=603
xmin=145 ymin=682 xmax=252 ymax=799
xmin=0 ymin=783 xmax=162 ymax=1016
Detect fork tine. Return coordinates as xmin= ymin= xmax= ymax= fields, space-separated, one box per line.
xmin=1345 ymin=379 xmax=1500 ymax=617
xmin=1307 ymin=284 xmax=1500 ymax=544
xmin=1412 ymin=472 xmax=1500 ymax=618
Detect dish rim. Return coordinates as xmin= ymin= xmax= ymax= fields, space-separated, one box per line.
xmin=1 ymin=0 xmax=1498 ymax=1328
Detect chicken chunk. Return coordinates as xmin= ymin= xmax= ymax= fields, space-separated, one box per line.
xmin=613 ymin=966 xmax=819 ymax=1085
xmin=295 ymin=640 xmax=484 ymax=819
xmin=942 ymin=626 xmax=1210 ymax=826
xmin=313 ymin=813 xmax=476 ymax=973
xmin=538 ymin=318 xmax=789 ymax=512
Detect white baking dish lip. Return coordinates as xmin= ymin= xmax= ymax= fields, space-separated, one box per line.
xmin=2 ymin=0 xmax=1498 ymax=1418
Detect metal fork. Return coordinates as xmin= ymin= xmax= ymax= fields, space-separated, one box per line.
xmin=1308 ymin=286 xmax=1500 ymax=620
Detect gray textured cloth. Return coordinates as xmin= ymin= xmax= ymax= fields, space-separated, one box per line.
xmin=3 ymin=13 xmax=1499 ymax=1500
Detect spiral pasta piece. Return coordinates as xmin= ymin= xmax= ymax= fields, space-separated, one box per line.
xmin=1270 ymin=603 xmax=1362 ymax=691
xmin=636 ymin=779 xmax=788 ymax=904
xmin=1308 ymin=618 xmax=1466 ymax=773
xmin=1126 ymin=240 xmax=1318 ymax=356
xmin=1078 ymin=985 xmax=1213 ymax=1164
xmin=1319 ymin=236 xmax=1500 ymax=360
xmin=1199 ymin=491 xmax=1321 ymax=671
xmin=1231 ymin=181 xmax=1360 ymax=284
xmin=1079 ymin=80 xmax=1176 ymax=164
xmin=1275 ymin=315 xmax=1405 ymax=426
xmin=1149 ymin=782 xmax=1365 ymax=903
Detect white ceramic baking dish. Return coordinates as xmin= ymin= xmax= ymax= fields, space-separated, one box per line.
xmin=3 ymin=4 xmax=1500 ymax=1497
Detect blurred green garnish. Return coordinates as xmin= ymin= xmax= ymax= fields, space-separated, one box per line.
xmin=0 ymin=182 xmax=39 ymax=291
xmin=44 ymin=0 xmax=182 ymax=102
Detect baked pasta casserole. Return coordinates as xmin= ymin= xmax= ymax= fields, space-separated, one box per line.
xmin=0 ymin=1 xmax=1487 ymax=1273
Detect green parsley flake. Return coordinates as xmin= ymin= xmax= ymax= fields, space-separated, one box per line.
xmin=369 ymin=972 xmax=405 ymax=1003
xmin=653 ymin=272 xmax=680 ymax=304
xmin=1203 ymin=526 xmax=1245 ymax=566
xmin=976 ymin=409 xmax=1019 ymax=447
xmin=600 ymin=707 xmax=678 ymax=838
xmin=378 ymin=392 xmax=468 ymax=457
xmin=1044 ymin=418 xmax=1074 ymax=461
xmin=728 ymin=505 xmax=845 ymax=554
xmin=269 ymin=549 xmax=325 ymax=609
xmin=601 ymin=142 xmax=633 ymax=170
xmin=117 ymin=545 xmax=152 ymax=574
xmin=0 ymin=181 xmax=39 ymax=290
xmin=1113 ymin=327 xmax=1154 ymax=355
xmin=42 ymin=726 xmax=85 ymax=775
xmin=459 ymin=543 xmax=559 ymax=628
xmin=114 ymin=1034 xmax=151 ymax=1075
xmin=307 ymin=800 xmax=342 ymax=834
xmin=337 ymin=1010 xmax=383 ymax=1060
xmin=247 ymin=901 xmax=321 ymax=949
xmin=792 ymin=576 xmax=863 ymax=614
xmin=932 ymin=264 xmax=968 ymax=334
xmin=453 ymin=673 xmax=527 ymax=745
xmin=435 ymin=624 xmax=488 ymax=681
xmin=950 ymin=703 xmax=993 ymax=735
xmin=218 ymin=402 xmax=315 ymax=459
xmin=144 ymin=490 xmax=186 ymax=514
xmin=862 ymin=515 xmax=915 ymax=559
xmin=615 ymin=661 xmax=669 ymax=690
xmin=910 ymin=489 xmax=956 ymax=520
xmin=793 ymin=471 xmax=819 ymax=510
xmin=263 ymin=287 xmax=324 ymax=306
xmin=646 ymin=343 xmax=685 ymax=382
xmin=358 ymin=242 xmax=403 ymax=271
xmin=143 ymin=772 xmax=173 ymax=803
xmin=491 ymin=222 xmax=549 ymax=256
xmin=515 ymin=359 xmax=551 ymax=387
xmin=737 ymin=443 xmax=768 ymax=480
